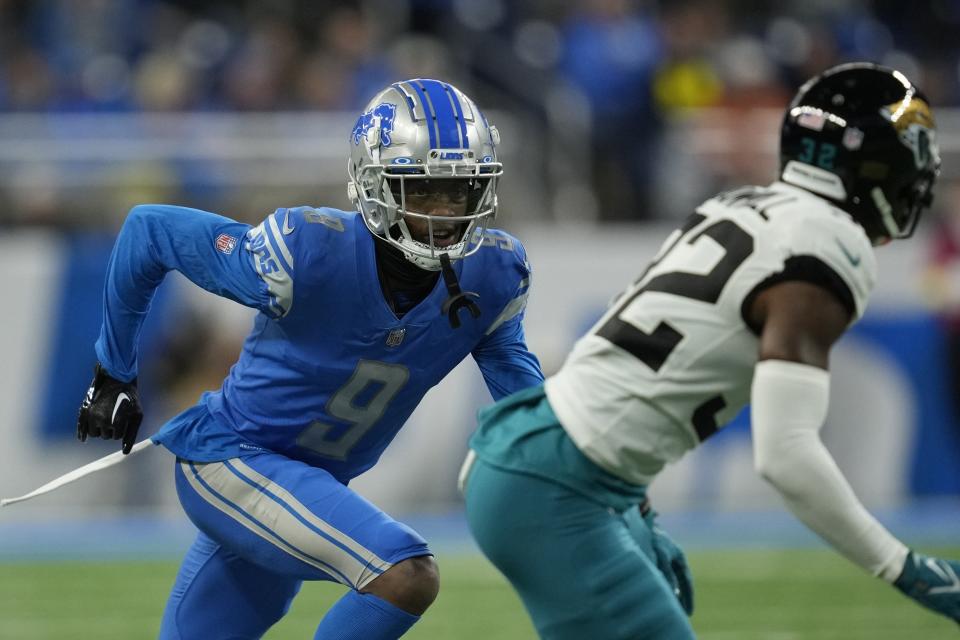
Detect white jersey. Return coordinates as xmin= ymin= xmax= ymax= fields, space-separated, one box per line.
xmin=545 ymin=182 xmax=876 ymax=485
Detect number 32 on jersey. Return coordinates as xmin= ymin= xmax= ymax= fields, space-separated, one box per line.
xmin=596 ymin=212 xmax=754 ymax=371
xmin=594 ymin=213 xmax=755 ymax=439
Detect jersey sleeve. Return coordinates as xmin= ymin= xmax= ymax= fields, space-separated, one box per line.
xmin=472 ymin=236 xmax=544 ymax=400
xmin=740 ymin=203 xmax=877 ymax=330
xmin=784 ymin=208 xmax=876 ymax=320
xmin=95 ymin=204 xmax=295 ymax=381
xmin=244 ymin=207 xmax=303 ymax=318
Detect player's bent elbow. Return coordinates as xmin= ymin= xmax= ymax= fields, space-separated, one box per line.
xmin=756 ymin=462 xmax=794 ymax=498
xmin=754 ymin=451 xmax=812 ymax=502
xmin=123 ymin=204 xmax=162 ymax=235
xmin=754 ymin=454 xmax=778 ymax=485
xmin=753 ymin=444 xmax=795 ymax=490
xmin=127 ymin=204 xmax=153 ymax=221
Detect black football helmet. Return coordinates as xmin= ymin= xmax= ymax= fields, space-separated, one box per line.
xmin=780 ymin=62 xmax=940 ymax=244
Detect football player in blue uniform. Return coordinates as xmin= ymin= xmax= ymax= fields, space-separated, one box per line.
xmin=75 ymin=79 xmax=543 ymax=639
xmin=462 ymin=63 xmax=960 ymax=638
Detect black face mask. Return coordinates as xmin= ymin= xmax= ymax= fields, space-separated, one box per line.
xmin=896 ymin=171 xmax=936 ymax=239
xmin=373 ymin=236 xmax=438 ymax=317
xmin=372 ymin=231 xmax=481 ymax=327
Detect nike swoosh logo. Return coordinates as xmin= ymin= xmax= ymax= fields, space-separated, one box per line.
xmin=282 ymin=211 xmax=294 ymax=235
xmin=926 ymin=558 xmax=960 ymax=595
xmin=112 ymin=392 xmax=130 ymax=424
xmin=834 ymin=238 xmax=861 ymax=267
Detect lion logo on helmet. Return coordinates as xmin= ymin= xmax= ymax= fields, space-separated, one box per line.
xmin=351 ymin=102 xmax=398 ymax=147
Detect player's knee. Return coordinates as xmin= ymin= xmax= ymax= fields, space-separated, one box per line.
xmin=362 ymin=555 xmax=439 ymax=615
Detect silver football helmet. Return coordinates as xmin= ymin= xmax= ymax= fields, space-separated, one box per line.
xmin=347 ymin=79 xmax=503 ymax=270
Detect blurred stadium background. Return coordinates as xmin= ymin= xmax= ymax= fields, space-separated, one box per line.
xmin=1 ymin=0 xmax=960 ymax=638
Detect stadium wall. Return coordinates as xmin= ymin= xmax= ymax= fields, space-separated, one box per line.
xmin=0 ymin=224 xmax=958 ymax=518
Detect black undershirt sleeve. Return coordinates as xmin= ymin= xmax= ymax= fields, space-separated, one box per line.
xmin=740 ymin=255 xmax=856 ymax=335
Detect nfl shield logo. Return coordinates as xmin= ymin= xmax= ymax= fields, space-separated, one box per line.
xmin=216 ymin=234 xmax=237 ymax=255
xmin=842 ymin=127 xmax=865 ymax=151
xmin=385 ymin=328 xmax=406 ymax=347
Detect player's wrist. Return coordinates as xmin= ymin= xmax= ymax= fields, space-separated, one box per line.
xmin=893 ymin=550 xmax=917 ymax=589
xmin=95 ymin=361 xmax=138 ymax=386
xmin=879 ymin=543 xmax=910 ymax=584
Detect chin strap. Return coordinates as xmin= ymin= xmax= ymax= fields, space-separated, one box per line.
xmin=439 ymin=253 xmax=481 ymax=329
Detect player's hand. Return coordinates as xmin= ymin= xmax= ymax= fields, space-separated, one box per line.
xmin=76 ymin=363 xmax=143 ymax=454
xmin=894 ymin=551 xmax=960 ymax=623
xmin=643 ymin=509 xmax=694 ymax=615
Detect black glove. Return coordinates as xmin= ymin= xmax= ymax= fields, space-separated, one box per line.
xmin=77 ymin=363 xmax=143 ymax=454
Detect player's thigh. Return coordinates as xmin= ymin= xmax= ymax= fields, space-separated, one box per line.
xmin=160 ymin=531 xmax=302 ymax=640
xmin=464 ymin=459 xmax=693 ymax=640
xmin=175 ymin=453 xmax=430 ymax=591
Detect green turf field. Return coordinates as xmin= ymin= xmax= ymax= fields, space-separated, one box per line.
xmin=1 ymin=549 xmax=957 ymax=639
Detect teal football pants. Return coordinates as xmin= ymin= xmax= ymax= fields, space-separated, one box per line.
xmin=465 ymin=458 xmax=695 ymax=639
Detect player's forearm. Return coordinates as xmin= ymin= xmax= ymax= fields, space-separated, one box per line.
xmin=751 ymin=359 xmax=908 ymax=582
xmin=478 ymin=349 xmax=544 ymax=400
xmin=474 ymin=323 xmax=544 ymax=400
xmin=761 ymin=433 xmax=908 ymax=581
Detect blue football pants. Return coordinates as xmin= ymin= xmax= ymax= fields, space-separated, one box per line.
xmin=464 ymin=457 xmax=696 ymax=640
xmin=159 ymin=453 xmax=430 ymax=639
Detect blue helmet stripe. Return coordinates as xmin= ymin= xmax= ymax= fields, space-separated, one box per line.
xmin=407 ymin=81 xmax=438 ymax=149
xmin=421 ymin=79 xmax=462 ymax=148
xmin=443 ymin=82 xmax=469 ymax=147
xmin=391 ymin=83 xmax=416 ymax=118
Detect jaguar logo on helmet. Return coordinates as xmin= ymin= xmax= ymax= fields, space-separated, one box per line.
xmin=882 ymin=97 xmax=938 ymax=171
xmin=351 ymin=103 xmax=398 ymax=147
xmin=883 ymin=95 xmax=935 ymax=132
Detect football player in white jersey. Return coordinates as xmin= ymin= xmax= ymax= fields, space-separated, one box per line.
xmin=461 ymin=63 xmax=957 ymax=639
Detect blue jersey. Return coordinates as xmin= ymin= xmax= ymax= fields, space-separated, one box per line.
xmin=95 ymin=204 xmax=543 ymax=482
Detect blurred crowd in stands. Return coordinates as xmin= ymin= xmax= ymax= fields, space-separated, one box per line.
xmin=0 ymin=0 xmax=958 ymax=224
xmin=9 ymin=0 xmax=960 ymax=459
